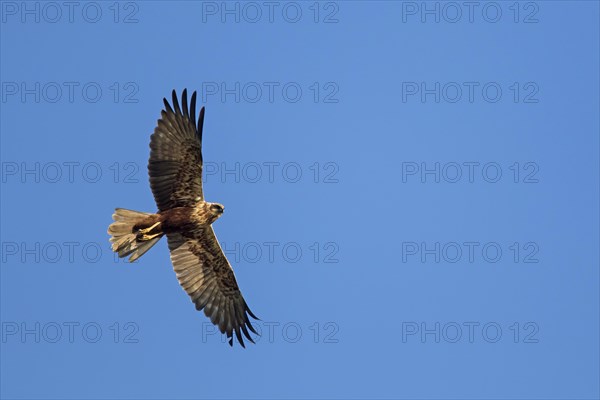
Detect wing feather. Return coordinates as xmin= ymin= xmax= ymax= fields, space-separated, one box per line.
xmin=190 ymin=91 xmax=197 ymax=126
xmin=182 ymin=89 xmax=189 ymax=118
xmin=166 ymin=228 xmax=258 ymax=347
xmin=149 ymin=89 xmax=205 ymax=211
xmin=171 ymin=90 xmax=181 ymax=115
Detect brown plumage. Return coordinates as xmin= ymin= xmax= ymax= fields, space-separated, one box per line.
xmin=107 ymin=89 xmax=258 ymax=347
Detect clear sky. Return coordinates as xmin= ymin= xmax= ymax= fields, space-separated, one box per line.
xmin=1 ymin=1 xmax=599 ymax=399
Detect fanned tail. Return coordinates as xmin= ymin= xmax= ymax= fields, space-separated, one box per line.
xmin=108 ymin=208 xmax=163 ymax=262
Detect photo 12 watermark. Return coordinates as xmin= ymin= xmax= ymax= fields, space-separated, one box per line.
xmin=401 ymin=81 xmax=539 ymax=104
xmin=200 ymin=1 xmax=339 ymax=24
xmin=199 ymin=81 xmax=339 ymax=104
xmin=1 ymin=82 xmax=140 ymax=104
xmin=202 ymin=321 xmax=340 ymax=344
xmin=203 ymin=161 xmax=340 ymax=184
xmin=401 ymin=241 xmax=540 ymax=264
xmin=1 ymin=161 xmax=141 ymax=184
xmin=401 ymin=321 xmax=540 ymax=344
xmin=400 ymin=2 xmax=540 ymax=24
xmin=401 ymin=162 xmax=539 ymax=184
xmin=222 ymin=241 xmax=339 ymax=265
xmin=1 ymin=1 xmax=140 ymax=24
xmin=1 ymin=321 xmax=140 ymax=344
xmin=1 ymin=241 xmax=129 ymax=265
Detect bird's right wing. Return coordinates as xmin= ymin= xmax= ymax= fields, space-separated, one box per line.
xmin=148 ymin=89 xmax=205 ymax=211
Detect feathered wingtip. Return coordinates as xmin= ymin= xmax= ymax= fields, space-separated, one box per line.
xmin=226 ymin=304 xmax=260 ymax=349
xmin=162 ymin=89 xmax=205 ymax=142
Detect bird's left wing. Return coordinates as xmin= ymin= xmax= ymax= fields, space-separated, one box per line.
xmin=166 ymin=228 xmax=259 ymax=347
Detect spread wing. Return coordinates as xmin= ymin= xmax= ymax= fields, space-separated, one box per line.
xmin=167 ymin=228 xmax=259 ymax=347
xmin=149 ymin=89 xmax=205 ymax=211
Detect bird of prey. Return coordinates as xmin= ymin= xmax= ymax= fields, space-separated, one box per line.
xmin=108 ymin=89 xmax=258 ymax=347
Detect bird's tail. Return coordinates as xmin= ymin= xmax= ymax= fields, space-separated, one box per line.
xmin=108 ymin=208 xmax=163 ymax=262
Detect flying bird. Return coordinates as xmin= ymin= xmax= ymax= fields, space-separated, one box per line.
xmin=108 ymin=89 xmax=258 ymax=347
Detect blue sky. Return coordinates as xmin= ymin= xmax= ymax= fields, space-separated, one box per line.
xmin=1 ymin=1 xmax=599 ymax=399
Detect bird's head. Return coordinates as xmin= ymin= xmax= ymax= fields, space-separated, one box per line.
xmin=209 ymin=203 xmax=225 ymax=219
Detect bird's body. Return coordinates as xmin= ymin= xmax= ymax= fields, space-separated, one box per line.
xmin=107 ymin=89 xmax=258 ymax=347
xmin=132 ymin=203 xmax=223 ymax=236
